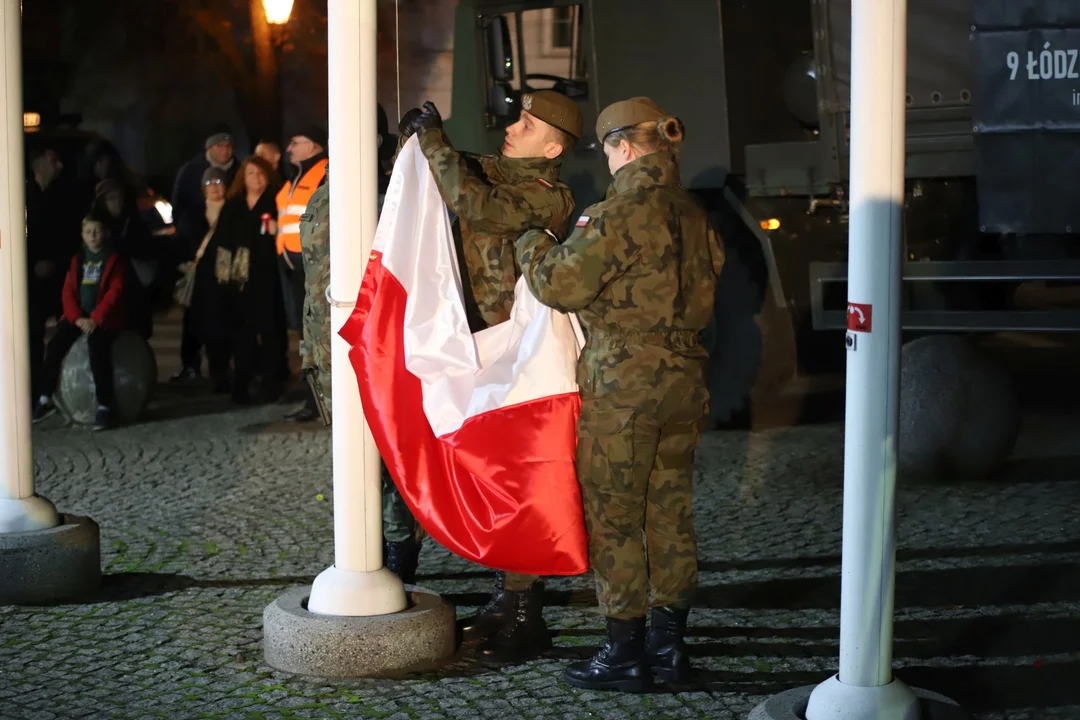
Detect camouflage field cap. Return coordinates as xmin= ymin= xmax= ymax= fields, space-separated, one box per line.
xmin=595 ymin=97 xmax=667 ymax=142
xmin=521 ymin=89 xmax=583 ymax=139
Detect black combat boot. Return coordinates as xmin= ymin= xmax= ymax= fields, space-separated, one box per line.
xmin=477 ymin=583 xmax=551 ymax=663
xmin=563 ymin=617 xmax=650 ymax=692
xmin=459 ymin=571 xmax=508 ymax=641
xmin=645 ymin=606 xmax=692 ymax=684
xmin=383 ymin=537 xmax=421 ymax=585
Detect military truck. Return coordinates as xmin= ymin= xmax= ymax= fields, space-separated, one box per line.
xmin=439 ymin=0 xmax=1080 ymax=425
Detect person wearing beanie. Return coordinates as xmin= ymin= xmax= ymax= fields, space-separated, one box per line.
xmin=392 ymin=91 xmax=582 ymax=665
xmin=276 ymin=125 xmax=328 ymax=423
xmin=169 ymin=124 xmax=241 ymax=382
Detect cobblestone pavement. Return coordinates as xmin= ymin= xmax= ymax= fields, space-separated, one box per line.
xmin=3 ymin=332 xmax=1080 ymax=718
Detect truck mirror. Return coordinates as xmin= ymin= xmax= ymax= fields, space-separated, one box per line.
xmin=488 ymin=81 xmax=516 ymax=120
xmin=486 ymin=16 xmax=513 ymax=83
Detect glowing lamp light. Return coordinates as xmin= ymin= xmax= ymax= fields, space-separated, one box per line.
xmin=760 ymin=218 xmax=781 ymax=231
xmin=154 ymin=200 xmax=174 ymax=225
xmin=262 ymin=0 xmax=295 ymax=25
xmin=23 ymin=112 xmax=40 ymax=129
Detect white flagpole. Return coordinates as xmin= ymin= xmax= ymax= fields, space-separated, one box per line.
xmin=306 ymin=0 xmax=406 ymax=617
xmin=805 ymin=0 xmax=917 ymax=715
xmin=0 ymin=0 xmax=59 ymax=533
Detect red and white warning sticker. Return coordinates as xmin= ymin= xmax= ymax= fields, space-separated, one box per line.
xmin=847 ymin=302 xmax=872 ymax=333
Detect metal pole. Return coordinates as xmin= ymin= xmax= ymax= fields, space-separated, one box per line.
xmin=307 ymin=0 xmax=406 ymax=617
xmin=805 ymin=0 xmax=920 ymax=716
xmin=0 ymin=0 xmax=58 ymax=533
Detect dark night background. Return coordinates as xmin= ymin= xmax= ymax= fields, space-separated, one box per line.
xmin=21 ymin=0 xmax=457 ymax=195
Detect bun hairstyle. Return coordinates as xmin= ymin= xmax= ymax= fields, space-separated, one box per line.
xmin=604 ymin=116 xmax=685 ymax=158
xmin=657 ymin=116 xmax=685 ymax=146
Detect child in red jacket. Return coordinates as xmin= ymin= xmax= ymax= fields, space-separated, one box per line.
xmin=32 ymin=212 xmax=127 ymax=430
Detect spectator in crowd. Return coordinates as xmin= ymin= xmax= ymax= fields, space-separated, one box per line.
xmin=25 ymin=145 xmax=84 ymax=407
xmin=79 ymin=139 xmax=134 ymax=211
xmin=94 ymin=179 xmax=156 ymax=339
xmin=183 ymin=167 xmax=233 ymax=394
xmin=212 ymin=157 xmax=288 ymax=404
xmin=170 ymin=123 xmax=240 ymax=382
xmin=255 ymin=141 xmax=292 ymax=184
xmin=32 ymin=211 xmax=128 ymax=431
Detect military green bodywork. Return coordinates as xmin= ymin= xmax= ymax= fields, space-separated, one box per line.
xmin=442 ymin=0 xmax=1080 ymax=425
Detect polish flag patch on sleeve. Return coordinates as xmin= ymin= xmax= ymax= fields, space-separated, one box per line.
xmin=575 ymin=215 xmax=590 ymax=228
xmin=536 ymin=178 xmax=553 ymax=188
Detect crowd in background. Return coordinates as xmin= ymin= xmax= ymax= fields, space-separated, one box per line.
xmin=24 ymin=111 xmax=397 ymax=429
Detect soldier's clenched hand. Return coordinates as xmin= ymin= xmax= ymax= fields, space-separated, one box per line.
xmin=398 ymin=108 xmax=423 ymax=139
xmin=412 ymin=101 xmax=443 ymax=133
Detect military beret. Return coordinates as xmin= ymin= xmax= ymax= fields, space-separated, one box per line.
xmin=595 ymin=97 xmax=667 ymax=142
xmin=521 ymin=89 xmax=583 ymax=140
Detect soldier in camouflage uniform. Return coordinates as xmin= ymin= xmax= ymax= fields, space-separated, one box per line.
xmin=515 ymin=98 xmax=726 ymax=692
xmin=378 ymin=112 xmax=427 ymax=586
xmin=296 ymin=122 xmax=429 ymax=588
xmin=398 ymin=91 xmax=582 ymax=663
xmin=298 ymin=174 xmax=332 ymax=419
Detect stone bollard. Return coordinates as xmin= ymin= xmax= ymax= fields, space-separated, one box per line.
xmin=53 ymin=330 xmax=157 ymax=426
xmin=898 ymin=334 xmax=1020 ymax=482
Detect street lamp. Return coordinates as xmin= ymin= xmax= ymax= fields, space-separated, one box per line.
xmin=263 ymin=0 xmax=294 ymax=25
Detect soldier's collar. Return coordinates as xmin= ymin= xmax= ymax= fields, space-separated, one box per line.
xmin=612 ymin=152 xmax=680 ymax=194
xmin=491 ymin=153 xmax=563 ymax=184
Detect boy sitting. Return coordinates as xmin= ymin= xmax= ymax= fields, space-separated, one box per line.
xmin=32 ymin=212 xmax=128 ymax=430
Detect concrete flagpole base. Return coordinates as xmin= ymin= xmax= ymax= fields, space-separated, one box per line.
xmin=263 ymin=585 xmax=456 ymax=677
xmin=0 ymin=514 xmax=102 ymax=605
xmin=749 ymin=676 xmax=970 ymax=720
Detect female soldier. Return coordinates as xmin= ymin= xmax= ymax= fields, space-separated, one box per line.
xmin=515 ymin=97 xmax=725 ymax=692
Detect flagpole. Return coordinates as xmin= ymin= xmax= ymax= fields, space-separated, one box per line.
xmin=0 ymin=0 xmax=58 ymax=534
xmin=802 ymin=0 xmax=916 ymax=709
xmin=306 ymin=0 xmax=406 ymax=617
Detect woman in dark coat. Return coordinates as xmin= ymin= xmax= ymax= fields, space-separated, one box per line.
xmin=185 ymin=167 xmax=232 ymax=392
xmin=214 ymin=156 xmax=287 ymax=404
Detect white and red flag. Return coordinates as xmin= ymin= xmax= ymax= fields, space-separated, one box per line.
xmin=339 ymin=136 xmax=589 ymax=576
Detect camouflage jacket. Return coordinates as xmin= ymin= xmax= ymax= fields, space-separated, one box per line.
xmin=298 ymin=182 xmax=331 ymax=373
xmin=515 ymin=152 xmax=726 ymax=395
xmin=418 ymin=128 xmax=575 ymax=327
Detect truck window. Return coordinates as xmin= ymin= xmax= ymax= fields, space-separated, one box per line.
xmin=516 ymin=5 xmax=587 ymax=94
xmin=481 ymin=4 xmax=589 ymax=128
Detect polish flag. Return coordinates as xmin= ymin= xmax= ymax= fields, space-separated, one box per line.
xmin=339 ymin=136 xmax=589 ymax=576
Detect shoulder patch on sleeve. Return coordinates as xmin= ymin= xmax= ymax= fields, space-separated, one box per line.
xmin=575 ymin=215 xmax=590 ymax=228
xmin=536 ymin=178 xmax=553 ymax=188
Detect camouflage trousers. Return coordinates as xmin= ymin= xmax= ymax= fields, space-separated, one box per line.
xmin=300 ymin=279 xmax=332 ymax=412
xmin=381 ymin=465 xmax=537 ymax=590
xmin=382 ymin=464 xmax=421 ymax=543
xmin=577 ymin=383 xmax=709 ymax=619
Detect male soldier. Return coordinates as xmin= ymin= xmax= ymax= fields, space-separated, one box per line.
xmin=398 ymin=91 xmax=582 ymax=663
xmin=297 ymin=172 xmax=331 ymax=422
xmin=296 ymin=112 xmax=424 ymax=586
xmin=378 ymin=109 xmax=427 ymax=586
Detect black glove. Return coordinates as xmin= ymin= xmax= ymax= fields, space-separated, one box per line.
xmin=412 ymin=101 xmax=443 ymax=133
xmin=398 ymin=108 xmax=422 ymax=139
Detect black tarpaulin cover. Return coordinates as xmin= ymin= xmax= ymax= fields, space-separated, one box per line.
xmin=972 ymin=3 xmax=1080 ymax=234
